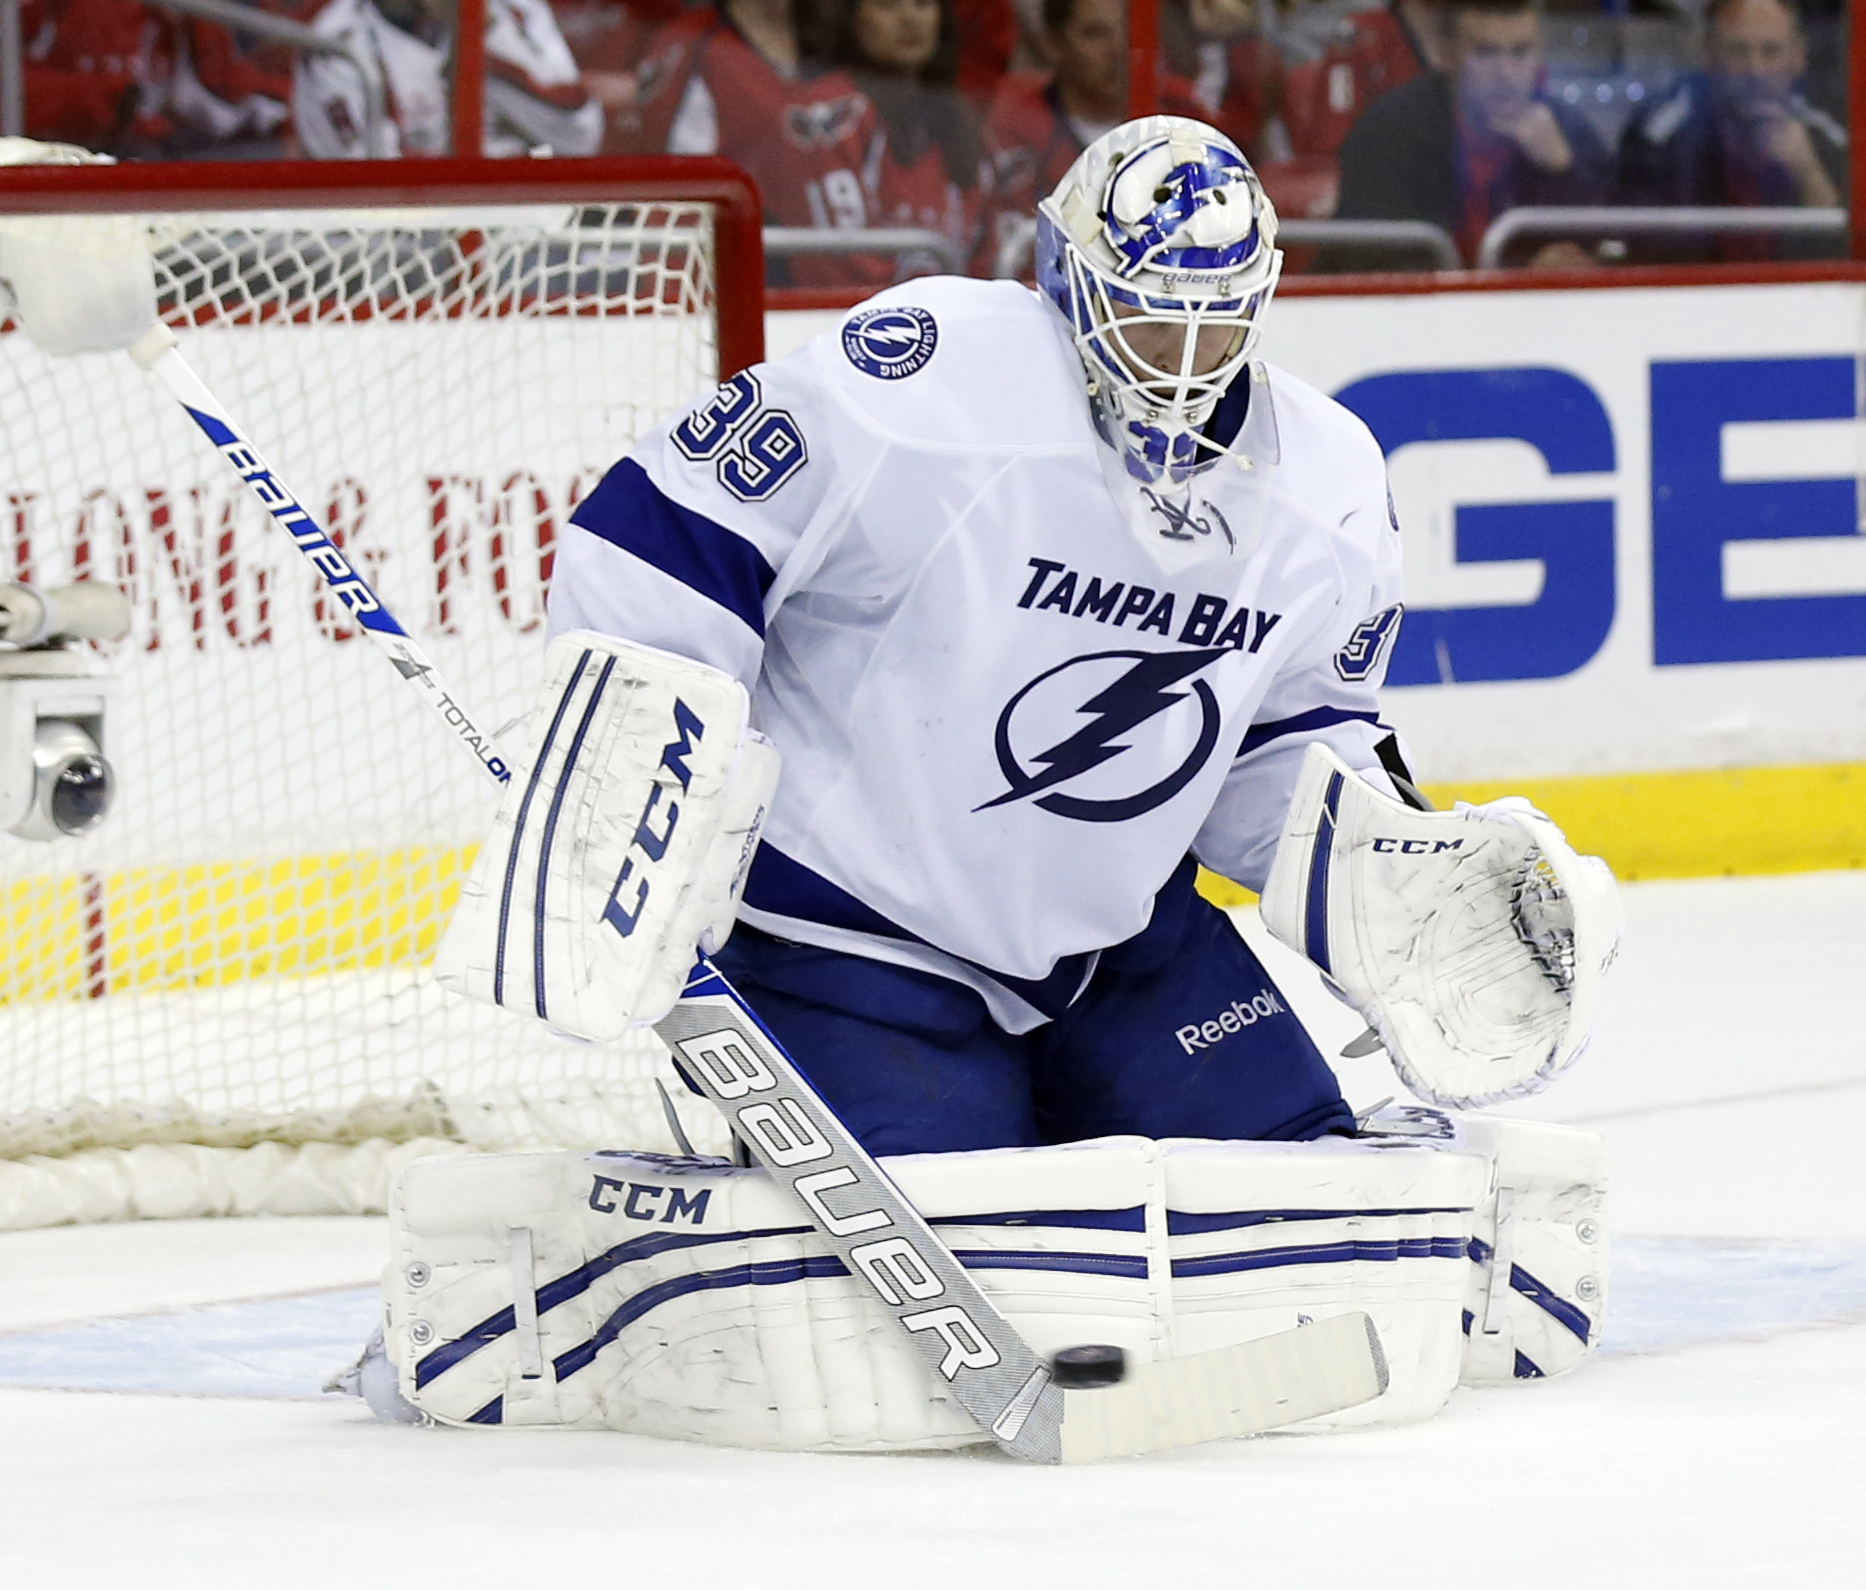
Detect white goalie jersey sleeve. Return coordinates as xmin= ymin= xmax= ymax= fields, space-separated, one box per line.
xmin=547 ymin=360 xmax=841 ymax=688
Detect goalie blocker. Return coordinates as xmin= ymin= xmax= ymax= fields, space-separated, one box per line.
xmin=344 ymin=1108 xmax=1605 ymax=1450
xmin=433 ymin=631 xmax=779 ymax=1034
xmin=1261 ymin=744 xmax=1623 ymax=1109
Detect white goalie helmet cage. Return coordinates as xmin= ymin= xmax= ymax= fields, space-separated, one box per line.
xmin=1036 ymin=115 xmax=1282 ymax=485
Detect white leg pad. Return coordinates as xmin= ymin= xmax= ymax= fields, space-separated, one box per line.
xmin=1457 ymin=1116 xmax=1609 ymax=1384
xmin=381 ymin=1131 xmax=1538 ymax=1450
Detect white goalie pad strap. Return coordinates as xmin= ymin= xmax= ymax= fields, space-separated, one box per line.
xmin=432 ymin=631 xmax=779 ymax=1037
xmin=380 ymin=1135 xmax=1492 ymax=1449
xmin=0 ymin=140 xmax=158 ymax=357
xmin=1352 ymin=1105 xmax=1608 ymax=1385
xmin=1458 ymin=1116 xmax=1608 ymax=1385
xmin=1260 ymin=743 xmax=1623 ymax=1109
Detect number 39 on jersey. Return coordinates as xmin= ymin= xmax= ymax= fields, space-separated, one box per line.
xmin=672 ymin=371 xmax=809 ymax=503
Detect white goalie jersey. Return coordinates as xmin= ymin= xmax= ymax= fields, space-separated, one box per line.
xmin=550 ymin=277 xmax=1405 ymax=1030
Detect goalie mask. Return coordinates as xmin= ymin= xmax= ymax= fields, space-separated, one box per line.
xmin=1037 ymin=116 xmax=1282 ymax=486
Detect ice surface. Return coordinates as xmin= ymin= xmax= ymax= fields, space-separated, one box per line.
xmin=1 ymin=872 xmax=1863 ymax=1586
xmin=0 ymin=1287 xmax=382 ymax=1399
xmin=3 ymin=1237 xmax=1863 ymax=1400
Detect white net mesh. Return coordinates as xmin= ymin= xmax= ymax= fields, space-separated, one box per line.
xmin=1 ymin=198 xmax=734 ymax=1173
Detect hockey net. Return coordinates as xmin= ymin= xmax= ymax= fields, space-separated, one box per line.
xmin=0 ymin=159 xmax=764 ymax=1227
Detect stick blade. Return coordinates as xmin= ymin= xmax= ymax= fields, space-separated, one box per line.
xmin=1058 ymin=1311 xmax=1388 ymax=1463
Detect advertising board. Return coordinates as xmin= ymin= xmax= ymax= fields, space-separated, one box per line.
xmin=776 ymin=282 xmax=1866 ymax=876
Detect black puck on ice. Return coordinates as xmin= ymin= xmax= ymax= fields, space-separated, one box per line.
xmin=1050 ymin=1344 xmax=1127 ymax=1388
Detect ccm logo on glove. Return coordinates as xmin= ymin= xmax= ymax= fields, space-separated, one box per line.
xmin=1372 ymin=837 xmax=1464 ymax=854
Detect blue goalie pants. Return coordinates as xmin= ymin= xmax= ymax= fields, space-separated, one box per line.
xmin=712 ymin=858 xmax=1354 ymax=1155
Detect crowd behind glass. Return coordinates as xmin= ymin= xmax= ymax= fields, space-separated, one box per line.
xmin=10 ymin=0 xmax=1850 ymax=276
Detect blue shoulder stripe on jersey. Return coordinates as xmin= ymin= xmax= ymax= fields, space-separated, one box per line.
xmin=570 ymin=457 xmax=776 ymax=635
xmin=742 ymin=843 xmax=1096 ymax=1018
xmin=1238 ymin=707 xmax=1381 ymax=759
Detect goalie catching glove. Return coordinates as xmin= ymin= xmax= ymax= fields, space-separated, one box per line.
xmin=433 ymin=632 xmax=779 ymax=1037
xmin=1260 ymin=744 xmax=1621 ymax=1109
xmin=0 ymin=139 xmax=158 ymax=357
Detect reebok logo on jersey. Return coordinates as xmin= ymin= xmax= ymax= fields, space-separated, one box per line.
xmin=1175 ymin=992 xmax=1285 ymax=1054
xmin=1018 ymin=557 xmax=1283 ymax=653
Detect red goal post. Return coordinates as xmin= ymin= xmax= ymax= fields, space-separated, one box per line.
xmin=0 ymin=155 xmax=766 ymax=376
xmin=0 ymin=157 xmax=764 ymax=1228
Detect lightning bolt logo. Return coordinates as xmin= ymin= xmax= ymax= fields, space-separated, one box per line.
xmin=979 ymin=648 xmax=1229 ymax=824
xmin=843 ymin=306 xmax=939 ymax=380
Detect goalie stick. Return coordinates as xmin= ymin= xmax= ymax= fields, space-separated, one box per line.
xmin=123 ymin=321 xmax=1388 ymax=1463
xmin=127 ymin=326 xmax=514 ymax=788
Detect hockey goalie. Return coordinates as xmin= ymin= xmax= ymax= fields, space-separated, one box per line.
xmin=317 ymin=118 xmax=1621 ymax=1453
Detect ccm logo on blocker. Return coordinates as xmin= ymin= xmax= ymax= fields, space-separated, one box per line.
xmin=1176 ymin=992 xmax=1285 ymax=1054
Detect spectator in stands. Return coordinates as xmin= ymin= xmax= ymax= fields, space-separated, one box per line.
xmin=164 ymin=12 xmax=294 ymax=157
xmin=1333 ymin=0 xmax=1610 ymax=268
xmin=1276 ymin=0 xmax=1439 ymax=166
xmin=1158 ymin=0 xmax=1283 ymax=162
xmin=953 ymin=0 xmax=1019 ymax=102
xmin=980 ymin=0 xmax=1125 ymax=277
xmin=20 ymin=0 xmax=303 ymax=159
xmin=614 ymin=1 xmax=879 ymax=285
xmin=294 ymin=0 xmax=600 ymax=157
xmin=564 ymin=0 xmax=688 ymax=146
xmin=16 ymin=0 xmax=171 ymax=155
xmin=1248 ymin=0 xmax=1438 ymax=224
xmin=829 ymin=0 xmax=988 ymax=281
xmin=1616 ymin=0 xmax=1844 ymax=258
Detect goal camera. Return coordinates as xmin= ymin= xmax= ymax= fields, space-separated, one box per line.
xmin=0 ymin=581 xmax=128 ymax=841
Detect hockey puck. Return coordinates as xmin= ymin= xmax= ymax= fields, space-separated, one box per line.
xmin=1050 ymin=1344 xmax=1127 ymax=1388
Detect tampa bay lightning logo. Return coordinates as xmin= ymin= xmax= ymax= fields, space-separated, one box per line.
xmin=842 ymin=306 xmax=938 ymax=380
xmin=977 ymin=649 xmax=1227 ymax=823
